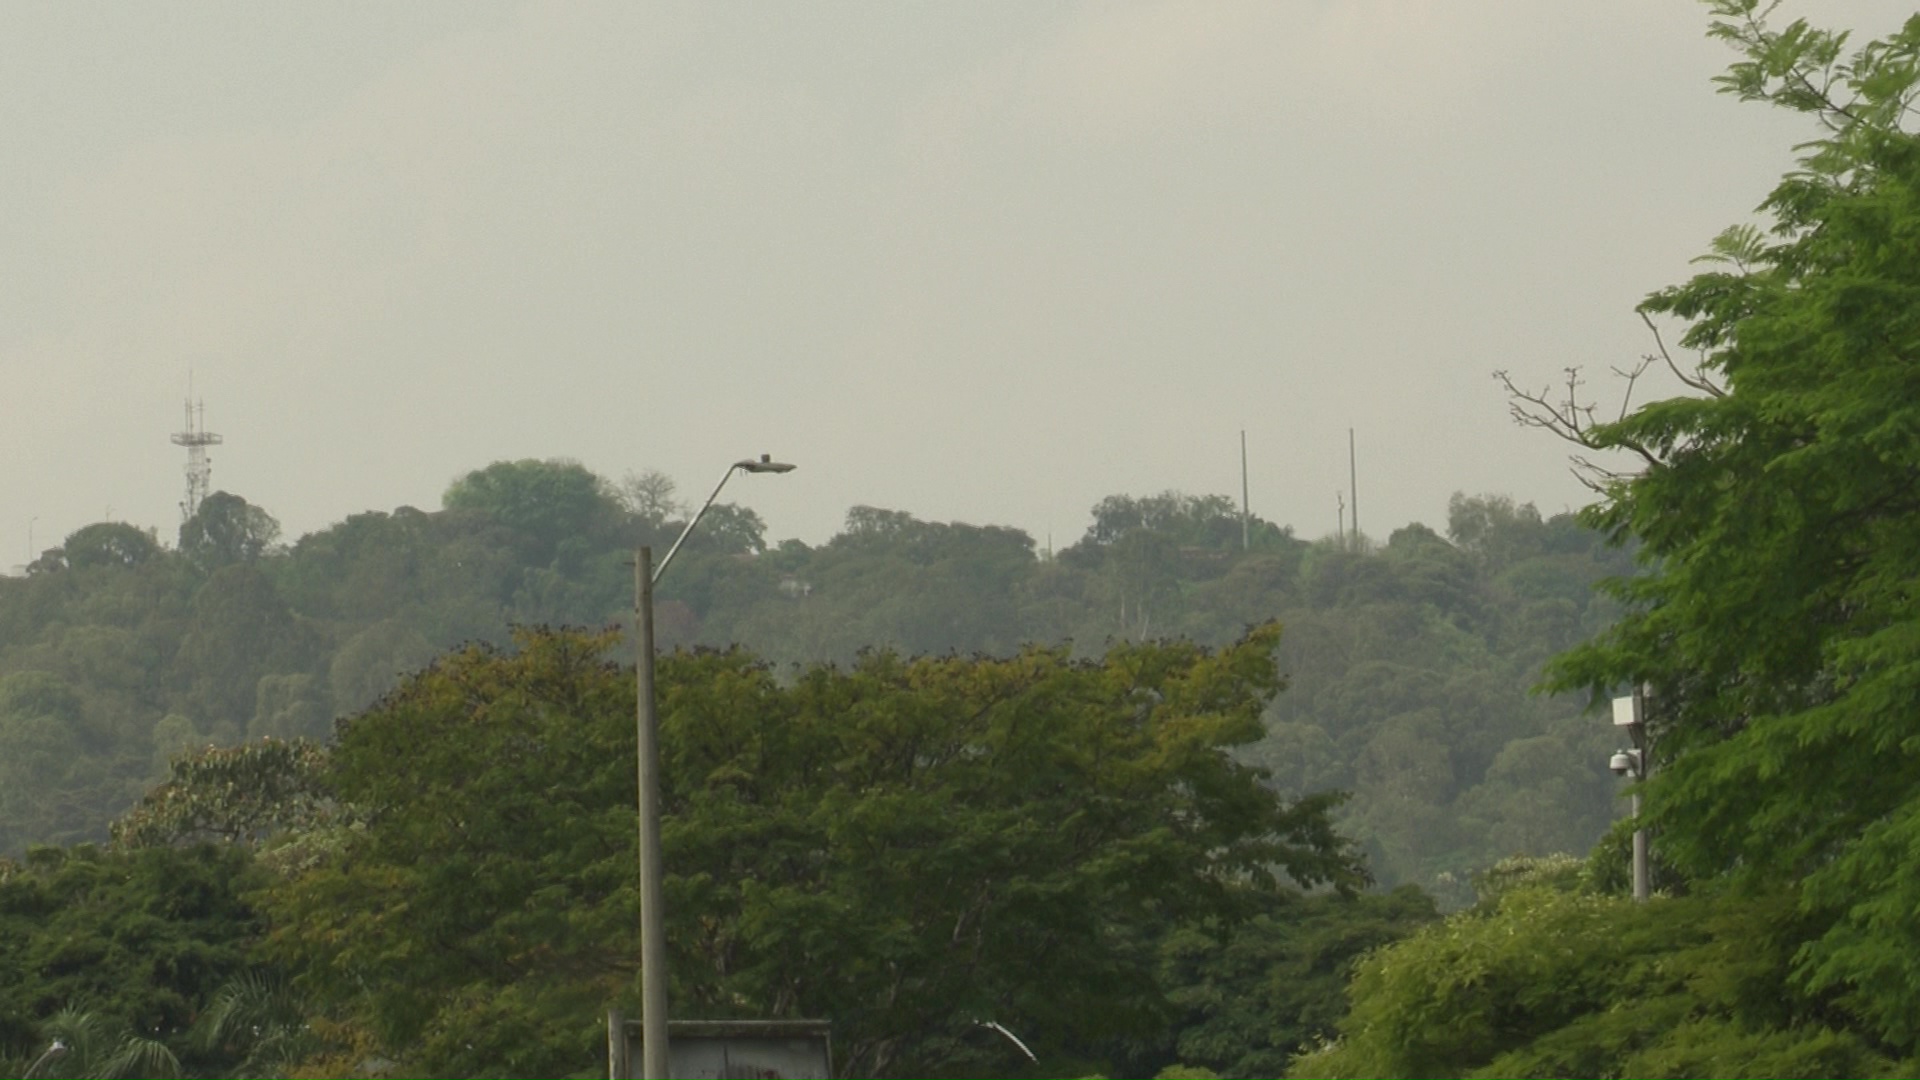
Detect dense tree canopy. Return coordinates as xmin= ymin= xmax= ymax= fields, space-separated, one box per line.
xmin=1287 ymin=5 xmax=1920 ymax=1076
xmin=441 ymin=457 xmax=624 ymax=567
xmin=254 ymin=624 xmax=1364 ymax=1078
xmin=0 ymin=843 xmax=264 ymax=1079
xmin=1291 ymin=856 xmax=1908 ymax=1080
xmin=1535 ymin=1 xmax=1920 ymax=1048
xmin=0 ymin=468 xmax=1629 ymax=908
xmin=1160 ymin=885 xmax=1437 ymax=1079
xmin=179 ymin=492 xmax=281 ymax=574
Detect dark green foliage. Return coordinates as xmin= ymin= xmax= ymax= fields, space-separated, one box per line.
xmin=1 ymin=466 xmax=1638 ymax=1076
xmin=255 ymin=625 xmax=1363 ymax=1078
xmin=0 ymin=844 xmax=262 ymax=1077
xmin=1160 ymin=886 xmax=1438 ymax=1078
xmin=58 ymin=522 xmax=164 ymax=571
xmin=173 ymin=565 xmax=320 ymax=738
xmin=257 ymin=628 xmax=637 ymax=1078
xmin=0 ymin=672 xmax=120 ymax=851
xmin=1301 ymin=6 xmax=1920 ymax=1076
xmin=441 ymin=457 xmax=626 ymax=567
xmin=0 ymin=479 xmax=1633 ymax=904
xmin=1536 ymin=1 xmax=1920 ymax=1053
xmin=1291 ymin=879 xmax=1904 ymax=1080
xmin=178 ymin=492 xmax=280 ymax=574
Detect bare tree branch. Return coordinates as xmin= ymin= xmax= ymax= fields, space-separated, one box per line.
xmin=1495 ymin=361 xmax=1663 ymax=493
xmin=1640 ymin=311 xmax=1727 ymax=398
xmin=1610 ymin=356 xmax=1655 ymax=422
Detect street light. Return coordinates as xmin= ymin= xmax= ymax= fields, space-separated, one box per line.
xmin=976 ymin=1019 xmax=1038 ymax=1064
xmin=1610 ymin=687 xmax=1651 ymax=902
xmin=635 ymin=454 xmax=795 ymax=1079
xmin=25 ymin=1039 xmax=67 ymax=1079
xmin=653 ymin=456 xmax=797 ymax=582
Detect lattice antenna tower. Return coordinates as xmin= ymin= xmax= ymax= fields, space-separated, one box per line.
xmin=170 ymin=387 xmax=222 ymax=522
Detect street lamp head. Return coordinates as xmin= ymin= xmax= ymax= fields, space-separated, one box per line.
xmin=735 ymin=454 xmax=796 ymax=474
xmin=24 ymin=1039 xmax=68 ymax=1079
xmin=653 ymin=455 xmax=798 ymax=584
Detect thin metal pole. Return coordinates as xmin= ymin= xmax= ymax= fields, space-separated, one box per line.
xmin=608 ymin=1007 xmax=630 ymax=1080
xmin=1348 ymin=428 xmax=1358 ymax=549
xmin=635 ymin=547 xmax=669 ymax=1078
xmin=1240 ymin=431 xmax=1250 ymax=551
xmin=1631 ymin=792 xmax=1649 ymax=902
xmin=1631 ymin=687 xmax=1650 ymax=902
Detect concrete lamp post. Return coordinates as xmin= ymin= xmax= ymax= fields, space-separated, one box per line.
xmin=635 ymin=455 xmax=794 ymax=1079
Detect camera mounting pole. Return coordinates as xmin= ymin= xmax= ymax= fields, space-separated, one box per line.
xmin=1610 ymin=686 xmax=1651 ymax=902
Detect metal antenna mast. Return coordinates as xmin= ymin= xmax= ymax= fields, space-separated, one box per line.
xmin=1240 ymin=430 xmax=1251 ymax=551
xmin=170 ymin=383 xmax=222 ymax=522
xmin=1349 ymin=427 xmax=1358 ymax=550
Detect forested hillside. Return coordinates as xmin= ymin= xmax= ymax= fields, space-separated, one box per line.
xmin=0 ymin=461 xmax=1631 ymax=901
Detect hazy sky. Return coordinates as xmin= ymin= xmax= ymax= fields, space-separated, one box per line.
xmin=4 ymin=1 xmax=1913 ymax=567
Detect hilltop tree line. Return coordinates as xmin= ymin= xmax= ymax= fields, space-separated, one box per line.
xmin=0 ymin=462 xmax=1635 ymax=1073
xmin=0 ymin=460 xmax=1633 ymax=900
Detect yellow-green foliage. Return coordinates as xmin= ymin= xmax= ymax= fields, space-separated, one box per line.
xmin=1291 ymin=883 xmax=1903 ymax=1079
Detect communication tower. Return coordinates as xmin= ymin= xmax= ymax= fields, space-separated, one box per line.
xmin=170 ymin=395 xmax=222 ymax=522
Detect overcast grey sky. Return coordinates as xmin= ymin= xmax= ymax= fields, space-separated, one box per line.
xmin=3 ymin=1 xmax=1913 ymax=566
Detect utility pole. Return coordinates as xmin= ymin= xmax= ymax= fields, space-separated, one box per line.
xmin=634 ymin=547 xmax=668 ymax=1079
xmin=1240 ymin=430 xmax=1250 ymax=551
xmin=1348 ymin=427 xmax=1358 ymax=551
xmin=1610 ymin=686 xmax=1651 ymax=902
xmin=629 ymin=456 xmax=794 ymax=1079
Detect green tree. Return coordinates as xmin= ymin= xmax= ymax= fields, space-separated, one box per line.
xmin=441 ymin=458 xmax=621 ymax=567
xmin=0 ymin=673 xmax=98 ymax=852
xmin=192 ymin=973 xmax=324 ymax=1079
xmin=1082 ymin=492 xmax=1248 ymax=551
xmin=251 ymin=673 xmax=329 ymax=742
xmin=0 ymin=844 xmax=262 ymax=1078
xmin=1290 ymin=877 xmax=1902 ymax=1079
xmin=1523 ymin=2 xmax=1920 ymax=1048
xmin=326 ymin=618 xmax=438 ymax=716
xmin=58 ymin=522 xmax=164 ymax=571
xmin=257 ymin=625 xmax=1362 ymax=1078
xmin=8 ymin=1006 xmax=182 ymax=1080
xmin=172 ymin=566 xmax=317 ymax=738
xmin=178 ymin=492 xmax=281 ymax=574
xmin=1160 ymin=886 xmax=1437 ymax=1079
xmin=114 ymin=739 xmax=337 ymax=851
xmin=732 ymin=507 xmax=1038 ymax=658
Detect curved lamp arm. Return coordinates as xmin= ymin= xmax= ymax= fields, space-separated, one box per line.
xmin=653 ymin=455 xmax=795 ymax=583
xmin=25 ymin=1040 xmax=68 ymax=1079
xmin=976 ymin=1020 xmax=1037 ymax=1063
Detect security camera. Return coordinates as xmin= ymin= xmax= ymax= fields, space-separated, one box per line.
xmin=1610 ymin=750 xmax=1637 ymax=777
